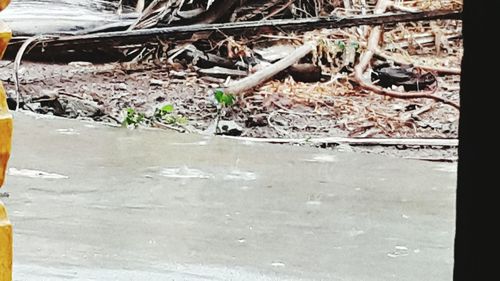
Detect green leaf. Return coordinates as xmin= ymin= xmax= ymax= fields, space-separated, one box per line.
xmin=161 ymin=104 xmax=174 ymax=113
xmin=221 ymin=94 xmax=235 ymax=106
xmin=214 ymin=90 xmax=224 ymax=103
xmin=214 ymin=90 xmax=236 ymax=107
xmin=337 ymin=41 xmax=346 ymax=51
xmin=122 ymin=108 xmax=147 ymax=127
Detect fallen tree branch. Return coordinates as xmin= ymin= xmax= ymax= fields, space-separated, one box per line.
xmin=222 ymin=135 xmax=458 ymax=146
xmin=353 ymin=0 xmax=460 ymax=110
xmin=5 ymin=9 xmax=461 ymax=61
xmin=222 ymin=41 xmax=317 ymax=94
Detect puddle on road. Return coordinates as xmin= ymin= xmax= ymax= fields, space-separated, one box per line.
xmin=223 ymin=170 xmax=257 ymax=181
xmin=159 ymin=166 xmax=214 ymax=179
xmin=387 ymin=245 xmax=410 ymax=258
xmin=56 ymin=128 xmax=80 ymax=135
xmin=8 ymin=168 xmax=69 ymax=179
xmin=150 ymin=166 xmax=257 ymax=182
xmin=271 ymin=261 xmax=286 ymax=267
xmin=170 ymin=141 xmax=209 ymax=146
xmin=303 ymin=154 xmax=338 ymax=163
xmin=306 ymin=200 xmax=321 ymax=205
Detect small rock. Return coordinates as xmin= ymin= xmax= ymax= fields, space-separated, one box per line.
xmin=114 ymin=83 xmax=128 ymax=91
xmin=68 ymin=61 xmax=93 ymax=67
xmin=150 ymin=79 xmax=166 ymax=86
xmin=64 ymin=99 xmax=104 ymax=118
xmin=169 ymin=70 xmax=187 ymax=78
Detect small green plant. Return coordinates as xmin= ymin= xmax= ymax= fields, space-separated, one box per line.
xmin=214 ymin=90 xmax=235 ymax=107
xmin=122 ymin=108 xmax=146 ymax=128
xmin=158 ymin=104 xmax=174 ymax=114
xmin=154 ymin=104 xmax=188 ymax=126
xmin=213 ymin=90 xmax=236 ymax=134
xmin=122 ymin=104 xmax=187 ymax=130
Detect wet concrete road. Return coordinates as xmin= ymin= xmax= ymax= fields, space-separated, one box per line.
xmin=2 ymin=112 xmax=456 ymax=280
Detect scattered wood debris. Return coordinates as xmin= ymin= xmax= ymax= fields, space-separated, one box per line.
xmin=0 ymin=0 xmax=463 ymax=159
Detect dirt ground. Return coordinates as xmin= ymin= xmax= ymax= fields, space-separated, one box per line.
xmin=0 ymin=58 xmax=460 ymax=160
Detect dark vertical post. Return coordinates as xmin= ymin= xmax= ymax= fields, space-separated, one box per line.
xmin=454 ymin=0 xmax=495 ymax=280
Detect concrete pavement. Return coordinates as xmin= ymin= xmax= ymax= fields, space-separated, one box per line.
xmin=1 ymin=112 xmax=456 ymax=280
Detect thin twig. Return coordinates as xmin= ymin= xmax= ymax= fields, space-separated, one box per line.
xmin=152 ymin=120 xmax=186 ymax=133
xmin=375 ymin=49 xmax=461 ymax=75
xmin=267 ymin=111 xmax=291 ymax=136
xmin=263 ymin=0 xmax=294 ymax=20
xmin=390 ymin=1 xmax=420 ymax=13
xmin=14 ymin=35 xmax=45 ymax=111
xmin=275 ymin=109 xmax=332 ymax=116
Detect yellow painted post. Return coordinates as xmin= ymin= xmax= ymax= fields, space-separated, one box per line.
xmin=0 ymin=1 xmax=12 ymax=280
xmin=0 ymin=203 xmax=12 ymax=281
xmin=0 ymin=0 xmax=8 ymax=11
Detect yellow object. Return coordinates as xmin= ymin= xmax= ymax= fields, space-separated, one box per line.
xmin=0 ymin=202 xmax=12 ymax=281
xmin=0 ymin=22 xmax=11 ymax=59
xmin=0 ymin=83 xmax=11 ymax=188
xmin=0 ymin=2 xmax=11 ymax=189
xmin=0 ymin=0 xmax=12 ymax=280
xmin=0 ymin=0 xmax=9 ymax=12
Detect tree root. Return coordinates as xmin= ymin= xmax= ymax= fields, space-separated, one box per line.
xmin=354 ymin=0 xmax=460 ymax=110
